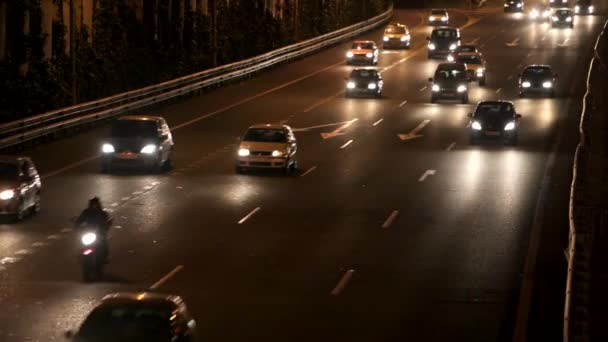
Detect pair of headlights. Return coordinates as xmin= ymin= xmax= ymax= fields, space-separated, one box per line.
xmin=102 ymin=143 xmax=157 ymax=154
xmin=429 ymin=43 xmax=457 ymax=51
xmin=521 ymin=81 xmax=552 ymax=88
xmin=346 ymin=52 xmax=374 ymax=58
xmin=238 ymin=149 xmax=285 ymax=158
xmin=347 ymin=81 xmax=377 ymax=90
xmin=431 ymin=84 xmax=467 ymax=92
xmin=429 ymin=16 xmax=448 ymax=22
xmin=552 ymin=16 xmax=572 ymax=22
xmin=472 ymin=121 xmax=516 ymax=131
xmin=383 ymin=35 xmax=410 ymax=42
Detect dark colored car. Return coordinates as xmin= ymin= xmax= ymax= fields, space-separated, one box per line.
xmin=427 ymin=27 xmax=461 ymax=59
xmin=518 ymin=65 xmax=557 ymax=97
xmin=574 ymin=0 xmax=594 ymax=14
xmin=551 ymin=8 xmax=574 ymax=28
xmin=66 ymin=292 xmax=197 ymax=342
xmin=101 ymin=116 xmax=174 ymax=173
xmin=504 ymin=0 xmax=524 ymax=12
xmin=549 ymin=0 xmax=569 ymax=7
xmin=345 ymin=68 xmax=384 ymax=98
xmin=468 ymin=101 xmax=522 ymax=145
xmin=446 ymin=45 xmax=479 ymax=61
xmin=429 ymin=63 xmax=469 ymax=104
xmin=0 ymin=156 xmax=41 ymax=220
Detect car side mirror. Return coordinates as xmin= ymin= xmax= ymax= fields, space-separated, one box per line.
xmin=64 ymin=330 xmax=75 ymax=339
xmin=428 ymin=77 xmax=433 ymax=82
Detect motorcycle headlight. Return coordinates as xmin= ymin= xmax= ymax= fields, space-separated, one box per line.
xmin=347 ymin=81 xmax=356 ymax=89
xmin=432 ymin=84 xmax=440 ymax=92
xmin=140 ymin=144 xmax=157 ymax=154
xmin=367 ymin=83 xmax=377 ymax=90
xmin=441 ymin=16 xmax=448 ymax=21
xmin=449 ymin=44 xmax=457 ymax=50
xmin=457 ymin=84 xmax=467 ymax=93
xmin=504 ymin=122 xmax=516 ymax=131
xmin=383 ymin=36 xmax=389 ymax=42
xmin=346 ymin=51 xmax=354 ymax=58
xmin=472 ymin=121 xmax=482 ymax=130
xmin=522 ymin=81 xmax=531 ymax=88
xmin=101 ymin=143 xmax=115 ymax=154
xmin=542 ymin=81 xmax=553 ymax=88
xmin=366 ymin=52 xmax=373 ymax=58
xmin=238 ymin=148 xmax=250 ymax=157
xmin=566 ymin=16 xmax=572 ymax=22
xmin=271 ymin=150 xmax=284 ymax=157
xmin=81 ymin=233 xmax=97 ymax=246
xmin=0 ymin=189 xmax=15 ymax=200
xmin=428 ymin=43 xmax=436 ymax=50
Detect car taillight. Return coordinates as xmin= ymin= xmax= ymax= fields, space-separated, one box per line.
xmin=83 ymin=249 xmax=93 ymax=255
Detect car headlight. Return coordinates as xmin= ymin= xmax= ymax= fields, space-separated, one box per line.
xmin=589 ymin=6 xmax=594 ymax=12
xmin=530 ymin=10 xmax=539 ymax=18
xmin=457 ymin=84 xmax=467 ymax=92
xmin=543 ymin=81 xmax=553 ymax=88
xmin=504 ymin=4 xmax=508 ymax=7
xmin=428 ymin=43 xmax=436 ymax=50
xmin=472 ymin=121 xmax=482 ymax=130
xmin=383 ymin=36 xmax=389 ymax=42
xmin=0 ymin=189 xmax=15 ymax=200
xmin=432 ymin=84 xmax=440 ymax=92
xmin=271 ymin=150 xmax=284 ymax=157
xmin=574 ymin=6 xmax=580 ymax=13
xmin=543 ymin=11 xmax=550 ymax=17
xmin=140 ymin=144 xmax=157 ymax=154
xmin=522 ymin=81 xmax=531 ymax=88
xmin=346 ymin=51 xmax=354 ymax=58
xmin=366 ymin=52 xmax=373 ymax=58
xmin=441 ymin=17 xmax=448 ymax=21
xmin=552 ymin=16 xmax=558 ymax=21
xmin=81 ymin=233 xmax=97 ymax=246
xmin=429 ymin=16 xmax=435 ymax=21
xmin=401 ymin=35 xmax=408 ymax=42
xmin=368 ymin=83 xmax=377 ymax=90
xmin=566 ymin=16 xmax=572 ymax=22
xmin=504 ymin=122 xmax=516 ymax=131
xmin=447 ymin=55 xmax=455 ymax=62
xmin=347 ymin=81 xmax=356 ymax=89
xmin=476 ymin=68 xmax=484 ymax=75
xmin=449 ymin=44 xmax=457 ymax=50
xmin=238 ymin=148 xmax=250 ymax=157
xmin=101 ymin=143 xmax=115 ymax=154
xmin=517 ymin=3 xmax=522 ymax=8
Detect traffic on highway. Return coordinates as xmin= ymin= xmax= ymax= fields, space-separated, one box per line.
xmin=0 ymin=1 xmax=603 ymax=341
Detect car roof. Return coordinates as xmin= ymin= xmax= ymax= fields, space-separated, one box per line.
xmin=431 ymin=8 xmax=447 ymax=11
xmin=438 ymin=62 xmax=465 ymax=69
xmin=555 ymin=7 xmax=572 ymax=11
xmin=117 ymin=115 xmax=163 ymax=122
xmin=353 ymin=40 xmax=375 ymax=44
xmin=456 ymin=52 xmax=482 ymax=57
xmin=387 ymin=22 xmax=406 ymax=27
xmin=433 ymin=26 xmax=458 ymax=32
xmin=476 ymin=100 xmax=514 ymax=106
xmin=100 ymin=292 xmax=183 ymax=307
xmin=248 ymin=124 xmax=289 ymax=130
xmin=525 ymin=64 xmax=552 ymax=69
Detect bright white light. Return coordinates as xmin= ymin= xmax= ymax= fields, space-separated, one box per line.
xmin=429 ymin=16 xmax=435 ymax=21
xmin=522 ymin=81 xmax=531 ymax=88
xmin=441 ymin=17 xmax=448 ymax=21
xmin=400 ymin=36 xmax=408 ymax=42
xmin=432 ymin=84 xmax=440 ymax=92
xmin=472 ymin=121 xmax=482 ymax=130
xmin=589 ymin=6 xmax=594 ymax=12
xmin=552 ymin=16 xmax=559 ymax=22
xmin=447 ymin=55 xmax=454 ymax=62
xmin=101 ymin=143 xmax=115 ymax=153
xmin=428 ymin=43 xmax=436 ymax=50
xmin=504 ymin=122 xmax=516 ymax=130
xmin=271 ymin=150 xmax=283 ymax=157
xmin=566 ymin=16 xmax=572 ymax=22
xmin=476 ymin=68 xmax=484 ymax=75
xmin=346 ymin=51 xmax=354 ymax=58
xmin=517 ymin=3 xmax=522 ymax=8
xmin=449 ymin=44 xmax=457 ymax=50
xmin=140 ymin=144 xmax=157 ymax=154
xmin=238 ymin=148 xmax=250 ymax=157
xmin=575 ymin=6 xmax=580 ymax=13
xmin=366 ymin=52 xmax=373 ymax=58
xmin=81 ymin=233 xmax=97 ymax=246
xmin=457 ymin=84 xmax=467 ymax=92
xmin=347 ymin=81 xmax=356 ymax=89
xmin=383 ymin=36 xmax=389 ymax=42
xmin=529 ymin=10 xmax=539 ymax=18
xmin=368 ymin=83 xmax=377 ymax=90
xmin=543 ymin=81 xmax=553 ymax=88
xmin=0 ymin=189 xmax=15 ymax=200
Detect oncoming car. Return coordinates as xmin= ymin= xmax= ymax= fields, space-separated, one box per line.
xmin=383 ymin=23 xmax=411 ymax=49
xmin=236 ymin=124 xmax=298 ymax=174
xmin=427 ymin=27 xmax=461 ymax=59
xmin=428 ymin=9 xmax=449 ymax=25
xmin=429 ymin=62 xmax=469 ymax=104
xmin=574 ymin=0 xmax=594 ymax=15
xmin=551 ymin=8 xmax=574 ymax=28
xmin=528 ymin=5 xmax=551 ymax=21
xmin=468 ymin=101 xmax=522 ymax=145
xmin=518 ymin=64 xmax=557 ymax=97
xmin=504 ymin=0 xmax=524 ymax=12
xmin=549 ymin=0 xmax=569 ymax=7
xmin=346 ymin=40 xmax=379 ymax=65
xmin=0 ymin=157 xmax=41 ymax=220
xmin=453 ymin=52 xmax=487 ymax=86
xmin=345 ymin=68 xmax=383 ymax=98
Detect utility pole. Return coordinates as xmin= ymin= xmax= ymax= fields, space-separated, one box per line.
xmin=69 ymin=0 xmax=77 ymax=104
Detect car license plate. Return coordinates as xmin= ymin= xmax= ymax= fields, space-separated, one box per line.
xmin=485 ymin=131 xmax=501 ymax=136
xmin=118 ymin=152 xmax=138 ymax=160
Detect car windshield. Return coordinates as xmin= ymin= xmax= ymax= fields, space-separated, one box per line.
xmin=475 ymin=103 xmax=514 ymax=119
xmin=0 ymin=163 xmax=19 ymax=180
xmin=435 ymin=67 xmax=465 ymax=79
xmin=431 ymin=10 xmax=446 ymax=15
xmin=351 ymin=69 xmax=377 ymax=78
xmin=352 ymin=43 xmax=374 ymax=50
xmin=385 ymin=26 xmax=406 ymax=34
xmin=457 ymin=55 xmax=482 ymax=64
xmin=556 ymin=10 xmax=571 ymax=15
xmin=432 ymin=29 xmax=457 ymax=39
xmin=523 ymin=67 xmax=552 ymax=78
xmin=243 ymin=128 xmax=287 ymax=143
xmin=76 ymin=302 xmax=173 ymax=342
xmin=111 ymin=120 xmax=158 ymax=138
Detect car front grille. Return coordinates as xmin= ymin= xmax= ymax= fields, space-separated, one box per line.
xmin=250 ymin=151 xmax=272 ymax=156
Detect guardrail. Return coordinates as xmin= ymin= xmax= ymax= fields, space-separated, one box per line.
xmin=0 ymin=6 xmax=393 ymax=149
xmin=564 ymin=18 xmax=608 ymax=342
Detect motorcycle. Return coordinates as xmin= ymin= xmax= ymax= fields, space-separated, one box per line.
xmin=79 ymin=228 xmax=106 ymax=282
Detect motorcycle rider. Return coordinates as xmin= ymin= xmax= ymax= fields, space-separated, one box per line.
xmin=76 ymin=197 xmax=112 ymax=262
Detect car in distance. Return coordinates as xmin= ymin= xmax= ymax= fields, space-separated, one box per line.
xmin=236 ymin=124 xmax=298 ymax=174
xmin=427 ymin=27 xmax=461 ymax=59
xmin=383 ymin=23 xmax=411 ymax=49
xmin=574 ymin=0 xmax=594 ymax=15
xmin=65 ymin=292 xmax=197 ymax=342
xmin=468 ymin=101 xmax=522 ymax=145
xmin=447 ymin=45 xmax=479 ymax=61
xmin=549 ymin=0 xmax=569 ymax=7
xmin=0 ymin=156 xmax=41 ymax=220
xmin=346 ymin=40 xmax=379 ymax=65
xmin=528 ymin=4 xmax=551 ymax=21
xmin=504 ymin=0 xmax=524 ymax=12
xmin=429 ymin=62 xmax=469 ymax=104
xmin=518 ymin=64 xmax=557 ymax=97
xmin=551 ymin=8 xmax=574 ymax=28
xmin=428 ymin=9 xmax=449 ymax=25
xmin=101 ymin=116 xmax=174 ymax=173
xmin=345 ymin=68 xmax=383 ymax=98
xmin=453 ymin=52 xmax=487 ymax=86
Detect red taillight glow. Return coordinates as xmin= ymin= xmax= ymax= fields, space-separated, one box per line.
xmin=83 ymin=249 xmax=93 ymax=255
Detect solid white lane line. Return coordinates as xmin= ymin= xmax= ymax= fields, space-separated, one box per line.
xmin=238 ymin=207 xmax=261 ymax=224
xmin=496 ymin=88 xmax=502 ymax=94
xmin=340 ymin=140 xmax=354 ymax=149
xmin=149 ymin=265 xmax=184 ymax=290
xmin=399 ymin=100 xmax=408 ymax=107
xmin=373 ymin=118 xmax=384 ymax=126
xmin=300 ymin=166 xmax=317 ymax=177
xmin=381 ymin=210 xmax=400 ymax=229
xmin=446 ymin=142 xmax=456 ymax=151
xmin=121 ymin=196 xmax=131 ymax=201
xmin=418 ymin=170 xmax=436 ymax=182
xmin=331 ymin=269 xmax=355 ymax=296
xmin=419 ymin=86 xmax=427 ymax=92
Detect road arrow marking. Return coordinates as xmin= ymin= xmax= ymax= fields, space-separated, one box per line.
xmin=398 ymin=119 xmax=430 ymax=141
xmin=506 ymin=37 xmax=520 ymax=47
xmin=320 ymin=118 xmax=359 ymax=139
xmin=558 ymin=38 xmax=569 ymax=47
xmin=418 ymin=169 xmax=436 ymax=182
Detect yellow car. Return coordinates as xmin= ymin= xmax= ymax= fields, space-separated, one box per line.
xmin=453 ymin=52 xmax=487 ymax=86
xmin=382 ymin=23 xmax=411 ymax=49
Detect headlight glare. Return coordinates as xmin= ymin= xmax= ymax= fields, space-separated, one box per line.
xmin=346 ymin=51 xmax=354 ymax=58
xmin=566 ymin=16 xmax=572 ymax=22
xmin=447 ymin=55 xmax=455 ymax=62
xmin=522 ymin=81 xmax=531 ymax=88
xmin=0 ymin=189 xmax=15 ymax=200
xmin=429 ymin=16 xmax=435 ymax=21
xmin=368 ymin=83 xmax=377 ymax=90
xmin=457 ymin=84 xmax=467 ymax=93
xmin=101 ymin=143 xmax=115 ymax=153
xmin=441 ymin=17 xmax=448 ymax=21
xmin=504 ymin=122 xmax=516 ymax=131
xmin=140 ymin=144 xmax=157 ymax=154
xmin=428 ymin=43 xmax=436 ymax=50
xmin=589 ymin=6 xmax=594 ymax=12
xmin=238 ymin=148 xmax=250 ymax=157
xmin=574 ymin=6 xmax=580 ymax=12
xmin=449 ymin=44 xmax=457 ymax=50
xmin=271 ymin=150 xmax=283 ymax=157
xmin=383 ymin=36 xmax=389 ymax=42
xmin=400 ymin=35 xmax=408 ymax=42
xmin=347 ymin=81 xmax=356 ymax=89
xmin=81 ymin=233 xmax=97 ymax=246
xmin=431 ymin=84 xmax=440 ymax=92
xmin=366 ymin=52 xmax=373 ymax=58
xmin=517 ymin=3 xmax=522 ymax=8
xmin=542 ymin=81 xmax=553 ymax=88
xmin=552 ymin=16 xmax=558 ymax=21
xmin=472 ymin=121 xmax=482 ymax=130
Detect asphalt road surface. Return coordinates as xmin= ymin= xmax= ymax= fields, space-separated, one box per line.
xmin=0 ymin=2 xmax=604 ymax=341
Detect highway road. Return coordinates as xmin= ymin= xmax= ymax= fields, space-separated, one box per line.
xmin=0 ymin=1 xmax=604 ymax=341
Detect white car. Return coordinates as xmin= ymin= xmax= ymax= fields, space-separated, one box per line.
xmin=236 ymin=124 xmax=298 ymax=174
xmin=428 ymin=9 xmax=449 ymax=25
